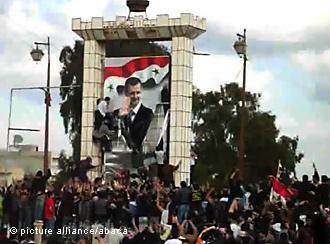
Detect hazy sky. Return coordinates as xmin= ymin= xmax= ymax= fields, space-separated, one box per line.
xmin=1 ymin=0 xmax=329 ymax=178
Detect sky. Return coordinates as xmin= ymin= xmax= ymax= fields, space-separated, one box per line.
xmin=0 ymin=0 xmax=329 ymax=178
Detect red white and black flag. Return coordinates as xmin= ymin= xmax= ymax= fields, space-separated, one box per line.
xmin=270 ymin=175 xmax=298 ymax=198
xmin=103 ymin=56 xmax=170 ymax=112
xmin=270 ymin=161 xmax=298 ymax=200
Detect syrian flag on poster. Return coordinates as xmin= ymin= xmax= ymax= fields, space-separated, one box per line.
xmin=103 ymin=56 xmax=170 ymax=111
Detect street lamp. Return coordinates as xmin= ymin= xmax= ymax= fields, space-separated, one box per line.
xmin=31 ymin=37 xmax=50 ymax=175
xmin=233 ymin=29 xmax=247 ymax=180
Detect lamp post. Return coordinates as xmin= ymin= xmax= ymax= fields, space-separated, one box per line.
xmin=30 ymin=37 xmax=50 ymax=175
xmin=233 ymin=29 xmax=247 ymax=180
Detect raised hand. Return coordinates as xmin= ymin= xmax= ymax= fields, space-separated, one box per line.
xmin=119 ymin=96 xmax=131 ymax=116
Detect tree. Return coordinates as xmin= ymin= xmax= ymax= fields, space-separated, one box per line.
xmin=53 ymin=151 xmax=75 ymax=191
xmin=59 ymin=41 xmax=84 ymax=162
xmin=192 ymin=83 xmax=303 ymax=186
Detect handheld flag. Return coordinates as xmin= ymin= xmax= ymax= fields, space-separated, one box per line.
xmin=270 ymin=176 xmax=298 ymax=198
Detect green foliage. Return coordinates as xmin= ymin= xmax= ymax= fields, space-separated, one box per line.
xmin=53 ymin=151 xmax=75 ymax=190
xmin=192 ymin=83 xmax=303 ymax=186
xmin=277 ymin=135 xmax=304 ymax=172
xmin=59 ymin=41 xmax=84 ymax=162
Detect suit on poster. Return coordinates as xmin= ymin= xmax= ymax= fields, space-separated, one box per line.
xmin=124 ymin=103 xmax=153 ymax=152
xmin=114 ymin=77 xmax=154 ymax=165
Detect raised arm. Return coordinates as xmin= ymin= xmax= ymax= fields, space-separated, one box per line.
xmin=206 ymin=187 xmax=215 ymax=204
xmin=230 ymin=169 xmax=239 ymax=180
xmin=228 ymin=198 xmax=239 ymax=214
xmin=132 ymin=217 xmax=139 ymax=233
xmin=188 ymin=220 xmax=198 ymax=240
xmin=156 ymin=187 xmax=165 ymax=212
xmin=178 ymin=220 xmax=187 ymax=236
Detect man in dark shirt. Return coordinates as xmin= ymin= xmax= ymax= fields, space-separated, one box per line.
xmin=176 ymin=181 xmax=191 ymax=223
xmin=31 ymin=169 xmax=51 ymax=195
xmin=316 ymin=175 xmax=330 ymax=206
xmin=228 ymin=169 xmax=243 ymax=202
xmin=59 ymin=188 xmax=74 ymax=227
xmin=136 ymin=185 xmax=152 ymax=226
xmin=298 ymin=175 xmax=315 ymax=201
xmin=73 ymin=157 xmax=96 ymax=182
xmin=31 ymin=169 xmax=51 ymax=221
xmin=159 ymin=159 xmax=179 ymax=187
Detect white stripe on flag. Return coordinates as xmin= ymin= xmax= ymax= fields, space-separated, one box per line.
xmin=104 ymin=57 xmax=133 ymax=67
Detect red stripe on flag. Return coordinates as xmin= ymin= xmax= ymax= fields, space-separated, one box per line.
xmin=270 ymin=176 xmax=298 ymax=198
xmin=104 ymin=56 xmax=169 ymax=80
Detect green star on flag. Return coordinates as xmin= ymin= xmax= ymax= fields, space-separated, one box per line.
xmin=152 ymin=68 xmax=159 ymax=75
xmin=108 ymin=84 xmax=114 ymax=91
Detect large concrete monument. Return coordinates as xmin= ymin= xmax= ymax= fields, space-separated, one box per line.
xmin=72 ymin=11 xmax=206 ymax=185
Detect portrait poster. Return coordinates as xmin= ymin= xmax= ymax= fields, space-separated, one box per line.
xmin=103 ymin=56 xmax=170 ymax=170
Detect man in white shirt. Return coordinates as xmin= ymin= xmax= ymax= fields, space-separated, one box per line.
xmin=94 ymin=97 xmax=111 ymax=130
xmin=98 ymin=97 xmax=111 ymax=117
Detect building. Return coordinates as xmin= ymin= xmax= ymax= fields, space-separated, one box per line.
xmin=0 ymin=145 xmax=50 ymax=186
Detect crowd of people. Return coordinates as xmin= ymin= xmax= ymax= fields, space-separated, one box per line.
xmin=0 ymin=162 xmax=329 ymax=244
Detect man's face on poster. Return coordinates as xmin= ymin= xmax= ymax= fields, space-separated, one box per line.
xmin=127 ymin=83 xmax=141 ymax=108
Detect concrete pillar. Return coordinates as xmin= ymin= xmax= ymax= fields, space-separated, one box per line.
xmin=170 ymin=36 xmax=194 ymax=186
xmin=33 ymin=220 xmax=43 ymax=244
xmin=80 ymin=40 xmax=105 ymax=179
